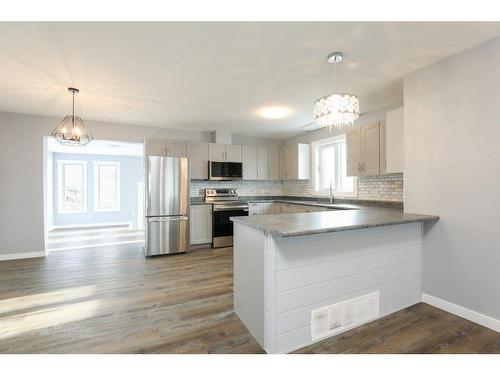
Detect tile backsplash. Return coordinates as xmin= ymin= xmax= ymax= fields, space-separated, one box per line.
xmin=282 ymin=173 xmax=404 ymax=202
xmin=190 ymin=180 xmax=284 ymax=197
xmin=191 ymin=173 xmax=404 ymax=202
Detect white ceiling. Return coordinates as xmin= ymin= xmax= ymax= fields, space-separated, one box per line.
xmin=1 ymin=22 xmax=500 ymax=139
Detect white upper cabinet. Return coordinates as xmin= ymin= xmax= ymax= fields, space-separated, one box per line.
xmin=268 ymin=147 xmax=280 ymax=180
xmin=145 ymin=138 xmax=186 ymax=157
xmin=346 ymin=129 xmax=363 ymax=177
xmin=256 ymin=146 xmax=269 ymax=180
xmin=242 ymin=145 xmax=258 ymax=180
xmin=208 ymin=143 xmax=225 ymax=161
xmin=381 ymin=107 xmax=404 ymax=174
xmin=279 ymin=147 xmax=288 ymax=179
xmin=279 ymin=143 xmax=311 ymax=180
xmin=361 ymin=123 xmax=380 ymax=176
xmin=208 ymin=143 xmax=242 ymax=162
xmin=144 ymin=138 xmax=167 ymax=156
xmin=187 ymin=142 xmax=209 ymax=180
xmin=346 ymin=123 xmax=380 ymax=177
xmin=225 ymin=144 xmax=242 ymax=162
xmin=166 ymin=140 xmax=186 ymax=157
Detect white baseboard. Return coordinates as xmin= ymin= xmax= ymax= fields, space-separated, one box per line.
xmin=0 ymin=251 xmax=46 ymax=262
xmin=422 ymin=293 xmax=500 ymax=333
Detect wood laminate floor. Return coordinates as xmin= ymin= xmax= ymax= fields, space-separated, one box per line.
xmin=47 ymin=225 xmax=144 ymax=252
xmin=1 ymin=245 xmax=499 ymax=354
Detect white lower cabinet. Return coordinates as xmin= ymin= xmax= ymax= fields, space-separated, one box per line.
xmin=249 ymin=202 xmax=328 ymax=216
xmin=249 ymin=202 xmax=274 ymax=216
xmin=190 ymin=204 xmax=212 ymax=245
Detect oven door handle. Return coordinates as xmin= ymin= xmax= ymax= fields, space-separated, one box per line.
xmin=213 ymin=206 xmax=249 ymax=212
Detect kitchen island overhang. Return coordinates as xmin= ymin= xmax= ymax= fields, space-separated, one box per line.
xmin=231 ymin=209 xmax=439 ymax=354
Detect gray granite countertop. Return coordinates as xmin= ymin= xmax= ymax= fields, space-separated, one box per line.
xmin=230 ymin=208 xmax=439 ymax=237
xmin=190 ymin=195 xmax=403 ymax=209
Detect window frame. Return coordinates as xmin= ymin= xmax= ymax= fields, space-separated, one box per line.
xmin=57 ymin=160 xmax=88 ymax=214
xmin=93 ymin=161 xmax=121 ymax=213
xmin=311 ymin=134 xmax=358 ymax=198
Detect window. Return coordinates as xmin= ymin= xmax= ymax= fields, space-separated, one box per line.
xmin=94 ymin=161 xmax=121 ymax=212
xmin=312 ymin=135 xmax=357 ymax=197
xmin=57 ymin=160 xmax=87 ymax=213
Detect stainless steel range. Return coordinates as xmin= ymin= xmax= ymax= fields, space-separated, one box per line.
xmin=205 ymin=188 xmax=248 ymax=248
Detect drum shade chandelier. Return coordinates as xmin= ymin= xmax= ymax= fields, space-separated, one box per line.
xmin=313 ymin=52 xmax=360 ymax=129
xmin=51 ymin=87 xmax=93 ymax=146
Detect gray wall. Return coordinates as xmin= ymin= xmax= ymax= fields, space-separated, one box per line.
xmin=404 ymin=36 xmax=500 ymax=319
xmin=0 ymin=111 xmax=276 ymax=257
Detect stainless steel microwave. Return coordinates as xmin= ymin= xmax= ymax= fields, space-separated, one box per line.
xmin=208 ymin=161 xmax=243 ymax=181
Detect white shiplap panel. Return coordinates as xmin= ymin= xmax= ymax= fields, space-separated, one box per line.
xmin=233 ymin=224 xmax=266 ymax=347
xmin=276 ymin=223 xmax=421 ymax=271
xmin=277 ymin=243 xmax=421 ymax=292
xmin=275 ymin=288 xmax=422 ymax=354
xmin=276 ymin=273 xmax=421 ymax=334
xmin=277 ymin=259 xmax=420 ymax=313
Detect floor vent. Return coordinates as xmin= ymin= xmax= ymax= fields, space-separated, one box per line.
xmin=311 ymin=291 xmax=380 ymax=341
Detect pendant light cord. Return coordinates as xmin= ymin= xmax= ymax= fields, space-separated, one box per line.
xmin=333 ymin=60 xmax=341 ymax=94
xmin=72 ymin=90 xmax=75 ymax=127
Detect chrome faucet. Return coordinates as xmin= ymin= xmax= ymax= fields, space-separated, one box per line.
xmin=329 ymin=183 xmax=334 ymax=204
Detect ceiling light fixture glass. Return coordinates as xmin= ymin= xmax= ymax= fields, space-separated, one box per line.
xmin=313 ymin=52 xmax=360 ymax=129
xmin=258 ymin=106 xmax=291 ymax=119
xmin=51 ymin=87 xmax=93 ymax=146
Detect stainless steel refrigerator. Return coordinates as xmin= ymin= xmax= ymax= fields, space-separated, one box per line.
xmin=144 ymin=156 xmax=190 ymax=256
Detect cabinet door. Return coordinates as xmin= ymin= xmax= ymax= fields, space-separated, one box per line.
xmin=225 ymin=144 xmax=242 ymax=162
xmin=262 ymin=203 xmax=275 ymax=215
xmin=257 ymin=146 xmax=269 ymax=180
xmin=190 ymin=204 xmax=212 ymax=244
xmin=208 ymin=143 xmax=226 ymax=162
xmin=384 ymin=107 xmax=404 ymax=173
xmin=296 ymin=143 xmax=311 ymax=180
xmin=268 ymin=147 xmax=280 ymax=180
xmin=279 ymin=147 xmax=288 ymax=179
xmin=248 ymin=202 xmax=262 ymax=216
xmin=242 ymin=145 xmax=257 ymax=180
xmin=187 ymin=143 xmax=209 ymax=180
xmin=362 ymin=123 xmax=380 ymax=175
xmin=286 ymin=145 xmax=299 ymax=180
xmin=166 ymin=140 xmax=186 ymax=157
xmin=144 ymin=138 xmax=167 ymax=156
xmin=346 ymin=128 xmax=362 ymax=177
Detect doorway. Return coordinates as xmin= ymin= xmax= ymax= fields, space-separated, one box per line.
xmin=43 ymin=137 xmax=145 ymax=253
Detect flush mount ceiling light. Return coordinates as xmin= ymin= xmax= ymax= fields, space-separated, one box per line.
xmin=51 ymin=87 xmax=93 ymax=146
xmin=258 ymin=106 xmax=291 ymax=119
xmin=314 ymin=52 xmax=360 ymax=129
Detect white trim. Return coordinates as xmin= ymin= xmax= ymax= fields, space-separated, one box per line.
xmin=49 ymin=221 xmax=132 ymax=230
xmin=93 ymin=161 xmax=121 ymax=212
xmin=422 ymin=293 xmax=500 ymax=333
xmin=57 ymin=160 xmax=88 ymax=214
xmin=0 ymin=251 xmax=46 ymax=262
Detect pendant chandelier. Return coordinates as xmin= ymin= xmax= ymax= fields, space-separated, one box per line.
xmin=314 ymin=52 xmax=360 ymax=129
xmin=51 ymin=87 xmax=93 ymax=146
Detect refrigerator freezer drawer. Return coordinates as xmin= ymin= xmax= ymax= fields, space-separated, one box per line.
xmin=145 ymin=216 xmax=189 ymax=256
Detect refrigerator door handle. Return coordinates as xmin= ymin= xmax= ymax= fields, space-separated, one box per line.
xmin=148 ymin=216 xmax=188 ymax=222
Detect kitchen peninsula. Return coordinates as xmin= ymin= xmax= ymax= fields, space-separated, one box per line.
xmin=231 ymin=206 xmax=438 ymax=353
